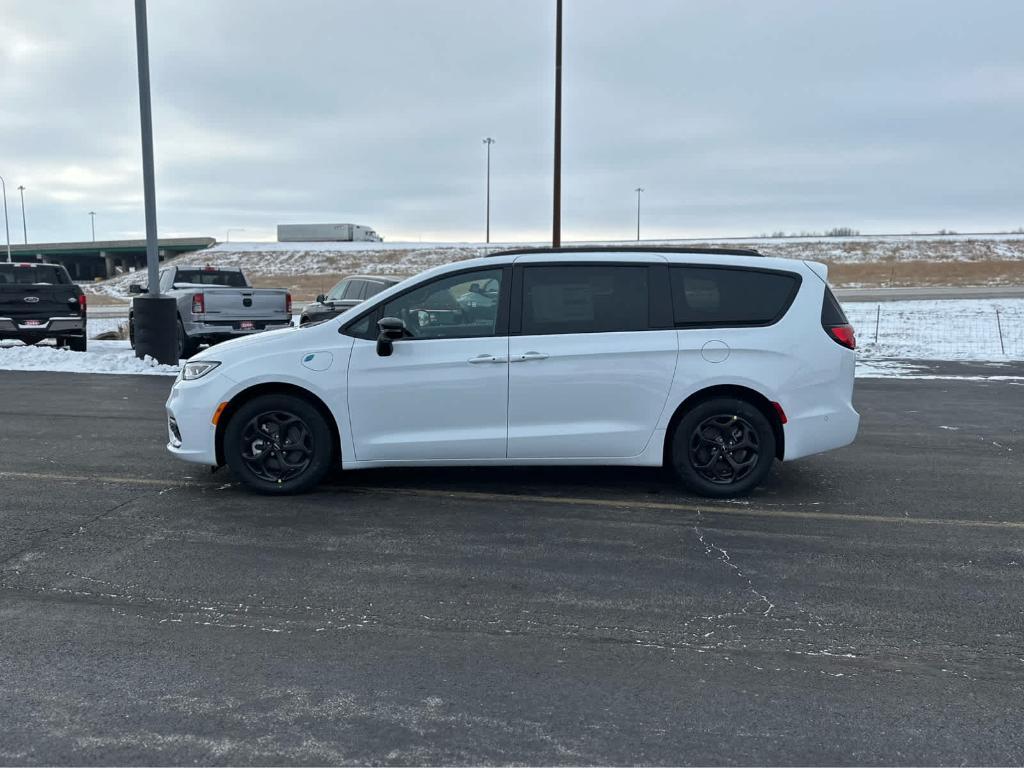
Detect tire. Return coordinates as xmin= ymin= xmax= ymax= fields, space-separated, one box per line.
xmin=177 ymin=319 xmax=198 ymax=359
xmin=670 ymin=397 xmax=776 ymax=498
xmin=223 ymin=394 xmax=334 ymax=495
xmin=68 ymin=336 xmax=87 ymax=353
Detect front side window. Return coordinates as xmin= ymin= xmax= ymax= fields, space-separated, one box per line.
xmin=670 ymin=266 xmax=800 ymax=327
xmin=378 ymin=268 xmax=503 ymax=339
xmin=520 ymin=265 xmax=649 ymax=335
xmin=326 ymin=279 xmax=349 ymax=301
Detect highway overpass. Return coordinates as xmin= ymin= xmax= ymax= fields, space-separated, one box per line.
xmin=2 ymin=237 xmax=215 ymax=280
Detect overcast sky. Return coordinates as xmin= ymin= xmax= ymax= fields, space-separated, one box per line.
xmin=2 ymin=0 xmax=1023 ymax=244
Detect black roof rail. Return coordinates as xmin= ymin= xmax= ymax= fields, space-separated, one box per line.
xmin=485 ymin=245 xmax=763 ymax=258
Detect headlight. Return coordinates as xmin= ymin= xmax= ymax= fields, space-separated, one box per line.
xmin=182 ymin=360 xmax=221 ymax=381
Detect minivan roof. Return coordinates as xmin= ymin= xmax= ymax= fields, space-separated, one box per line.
xmin=487 ymin=245 xmax=763 ymax=258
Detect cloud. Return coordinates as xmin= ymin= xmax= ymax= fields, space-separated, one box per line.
xmin=1 ymin=0 xmax=1023 ymax=244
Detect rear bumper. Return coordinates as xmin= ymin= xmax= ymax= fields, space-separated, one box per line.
xmin=0 ymin=316 xmax=85 ymax=336
xmin=783 ymin=403 xmax=860 ymax=461
xmin=183 ymin=320 xmax=292 ymax=339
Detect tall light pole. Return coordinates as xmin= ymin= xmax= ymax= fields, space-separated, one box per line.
xmin=635 ymin=187 xmax=644 ymax=241
xmin=482 ymin=138 xmax=495 ymax=243
xmin=17 ymin=186 xmax=27 ymax=244
xmin=552 ymin=0 xmax=562 ymax=248
xmin=89 ymin=211 xmax=96 ymax=242
xmin=131 ymin=0 xmax=177 ymax=365
xmin=226 ymin=228 xmax=245 ymax=243
xmin=0 ymin=175 xmax=10 ymax=262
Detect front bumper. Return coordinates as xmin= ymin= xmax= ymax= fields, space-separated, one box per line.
xmin=0 ymin=316 xmax=86 ymax=335
xmin=165 ymin=375 xmax=226 ymax=466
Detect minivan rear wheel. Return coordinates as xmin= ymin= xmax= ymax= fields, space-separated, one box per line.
xmin=224 ymin=394 xmax=333 ymax=494
xmin=671 ymin=397 xmax=776 ymax=498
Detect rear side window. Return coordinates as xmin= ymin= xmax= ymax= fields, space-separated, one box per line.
xmin=364 ymin=281 xmax=388 ymax=298
xmin=0 ymin=264 xmax=69 ymax=285
xmin=521 ymin=265 xmax=648 ymax=335
xmin=821 ymin=287 xmax=849 ymax=325
xmin=670 ymin=266 xmax=800 ymax=327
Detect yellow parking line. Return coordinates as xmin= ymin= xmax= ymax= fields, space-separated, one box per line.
xmin=2 ymin=469 xmax=1021 ymax=531
xmin=348 ymin=485 xmax=1024 ymax=531
xmin=0 ymin=470 xmax=190 ymax=488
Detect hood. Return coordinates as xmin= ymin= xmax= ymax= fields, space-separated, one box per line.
xmin=190 ymin=324 xmax=304 ymax=361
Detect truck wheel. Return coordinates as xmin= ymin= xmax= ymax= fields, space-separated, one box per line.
xmin=177 ymin=319 xmax=198 ymax=359
xmin=224 ymin=394 xmax=333 ymax=495
xmin=69 ymin=336 xmax=87 ymax=353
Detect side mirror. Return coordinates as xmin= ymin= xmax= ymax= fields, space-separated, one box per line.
xmin=128 ymin=284 xmax=147 ymax=294
xmin=376 ymin=316 xmax=407 ymax=357
xmin=315 ymin=294 xmax=326 ymax=304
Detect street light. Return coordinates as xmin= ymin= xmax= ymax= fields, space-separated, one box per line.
xmin=634 ymin=187 xmax=644 ymax=241
xmin=89 ymin=211 xmax=96 ymax=242
xmin=17 ymin=185 xmax=27 ymax=244
xmin=0 ymin=174 xmax=11 ymax=262
xmin=226 ymin=228 xmax=245 ymax=243
xmin=482 ymin=138 xmax=495 ymax=244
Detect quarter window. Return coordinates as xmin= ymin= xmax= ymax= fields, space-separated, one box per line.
xmin=379 ymin=269 xmax=503 ymax=339
xmin=670 ymin=266 xmax=799 ymax=327
xmin=520 ymin=265 xmax=649 ymax=335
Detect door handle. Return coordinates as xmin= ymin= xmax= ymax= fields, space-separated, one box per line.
xmin=467 ymin=354 xmax=508 ymax=364
xmin=515 ymin=351 xmax=549 ymax=362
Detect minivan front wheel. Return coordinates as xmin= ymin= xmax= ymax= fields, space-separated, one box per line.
xmin=671 ymin=397 xmax=776 ymax=498
xmin=224 ymin=394 xmax=333 ymax=494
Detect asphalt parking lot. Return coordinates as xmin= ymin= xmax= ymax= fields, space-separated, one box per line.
xmin=1 ymin=366 xmax=1022 ymax=765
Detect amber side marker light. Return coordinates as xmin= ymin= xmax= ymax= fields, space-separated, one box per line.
xmin=211 ymin=402 xmax=229 ymax=425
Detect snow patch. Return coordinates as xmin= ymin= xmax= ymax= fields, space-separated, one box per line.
xmin=0 ymin=340 xmax=179 ymax=376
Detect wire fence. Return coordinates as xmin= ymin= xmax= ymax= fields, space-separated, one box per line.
xmin=844 ymin=303 xmax=1024 ymax=358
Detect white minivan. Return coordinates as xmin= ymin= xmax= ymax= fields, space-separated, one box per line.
xmin=166 ymin=247 xmax=859 ymax=497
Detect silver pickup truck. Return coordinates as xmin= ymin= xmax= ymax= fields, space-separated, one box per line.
xmin=128 ymin=266 xmax=291 ymax=358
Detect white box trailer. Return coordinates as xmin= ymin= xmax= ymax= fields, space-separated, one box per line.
xmin=276 ymin=223 xmax=382 ymax=242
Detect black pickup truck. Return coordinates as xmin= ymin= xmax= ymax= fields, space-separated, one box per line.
xmin=0 ymin=262 xmax=88 ymax=351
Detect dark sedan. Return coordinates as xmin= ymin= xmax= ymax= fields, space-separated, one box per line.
xmin=299 ymin=274 xmax=401 ymax=325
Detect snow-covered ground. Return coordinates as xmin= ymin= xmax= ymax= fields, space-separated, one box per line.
xmin=844 ymin=298 xmax=1023 ymax=360
xmin=0 ymin=340 xmax=178 ymax=376
xmin=86 ymin=235 xmax=1024 ymax=301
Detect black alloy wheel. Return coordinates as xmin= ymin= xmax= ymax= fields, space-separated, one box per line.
xmin=671 ymin=397 xmax=776 ymax=498
xmin=240 ymin=410 xmax=315 ymax=483
xmin=688 ymin=414 xmax=760 ymax=485
xmin=224 ymin=393 xmax=333 ymax=494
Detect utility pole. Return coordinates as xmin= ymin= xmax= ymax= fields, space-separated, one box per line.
xmin=89 ymin=211 xmax=96 ymax=242
xmin=17 ymin=186 xmax=27 ymax=243
xmin=483 ymin=138 xmax=495 ymax=243
xmin=635 ymin=187 xmax=644 ymax=241
xmin=552 ymin=0 xmax=562 ymax=248
xmin=0 ymin=175 xmax=10 ymax=262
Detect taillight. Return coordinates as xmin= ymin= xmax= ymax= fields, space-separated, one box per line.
xmin=826 ymin=324 xmax=856 ymax=350
xmin=78 ymin=292 xmax=87 ymax=316
xmin=192 ymin=293 xmax=205 ymax=314
xmin=286 ymin=292 xmax=292 ymax=315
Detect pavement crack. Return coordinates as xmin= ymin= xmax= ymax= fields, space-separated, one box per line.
xmin=693 ymin=523 xmax=776 ymax=618
xmin=0 ymin=494 xmax=143 ymax=574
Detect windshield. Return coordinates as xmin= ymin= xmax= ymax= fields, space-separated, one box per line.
xmin=0 ymin=264 xmax=70 ymax=285
xmin=173 ymin=269 xmax=247 ymax=287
